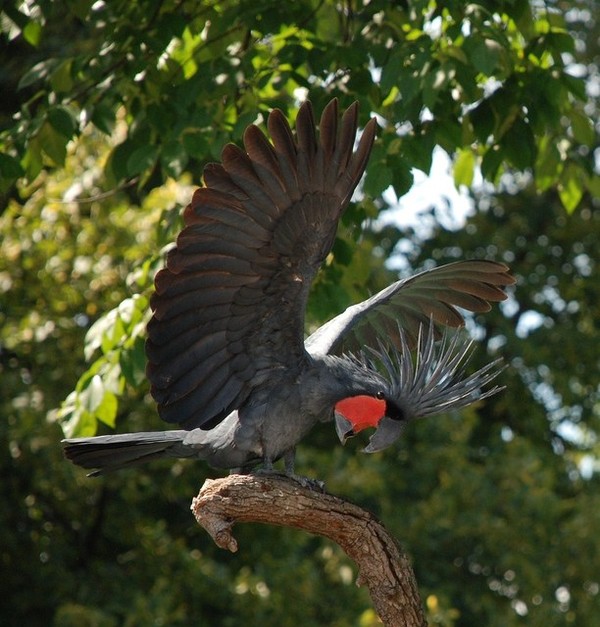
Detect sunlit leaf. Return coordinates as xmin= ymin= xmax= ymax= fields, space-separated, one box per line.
xmin=453 ymin=148 xmax=476 ymax=187
xmin=85 ymin=309 xmax=118 ymax=361
xmin=23 ymin=20 xmax=42 ymax=47
xmin=83 ymin=374 xmax=104 ymax=413
xmin=95 ymin=389 xmax=118 ymax=427
xmin=558 ymin=163 xmax=586 ymax=213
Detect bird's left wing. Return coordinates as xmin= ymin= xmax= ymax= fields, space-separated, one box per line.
xmin=146 ymin=99 xmax=377 ymax=429
xmin=305 ymin=260 xmax=515 ymax=356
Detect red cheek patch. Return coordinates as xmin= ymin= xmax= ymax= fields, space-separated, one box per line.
xmin=334 ymin=395 xmax=386 ymax=433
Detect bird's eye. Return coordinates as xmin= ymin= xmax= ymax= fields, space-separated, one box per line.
xmin=376 ymin=390 xmax=385 ymax=400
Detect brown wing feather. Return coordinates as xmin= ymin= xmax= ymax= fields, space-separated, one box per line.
xmin=146 ymin=99 xmax=377 ymax=429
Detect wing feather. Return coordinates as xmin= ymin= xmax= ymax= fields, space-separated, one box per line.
xmin=147 ymin=99 xmax=376 ymax=429
xmin=305 ymin=260 xmax=515 ymax=356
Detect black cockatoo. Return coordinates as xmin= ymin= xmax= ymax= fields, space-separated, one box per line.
xmin=63 ymin=99 xmax=514 ymax=476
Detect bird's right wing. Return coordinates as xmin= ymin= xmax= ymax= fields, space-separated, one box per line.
xmin=305 ymin=260 xmax=515 ymax=356
xmin=146 ymin=99 xmax=377 ymax=430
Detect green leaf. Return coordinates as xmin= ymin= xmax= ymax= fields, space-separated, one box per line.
xmin=502 ymin=118 xmax=536 ymax=170
xmin=469 ymin=100 xmax=494 ymax=143
xmin=558 ymin=163 xmax=586 ymax=213
xmin=332 ymin=237 xmax=354 ymax=266
xmin=101 ymin=315 xmax=125 ymax=355
xmin=481 ymin=145 xmax=504 ymax=181
xmin=91 ymin=102 xmax=116 ymax=135
xmin=380 ymin=51 xmax=405 ymax=94
xmin=402 ymin=132 xmax=435 ymax=173
xmin=47 ymin=106 xmax=78 ymax=138
xmin=119 ymin=337 xmax=147 ymax=387
xmin=422 ymin=67 xmax=450 ymax=110
xmin=50 ymin=59 xmax=74 ymax=93
xmin=102 ymin=361 xmax=125 ymax=396
xmin=464 ymin=36 xmax=502 ymax=76
xmin=18 ymin=59 xmax=59 ymax=89
xmin=117 ymin=297 xmax=138 ymax=326
xmin=95 ymin=390 xmax=118 ymax=428
xmin=182 ymin=129 xmax=209 ymax=158
xmin=363 ymin=162 xmax=393 ymax=198
xmin=535 ymin=137 xmax=561 ymax=191
xmin=391 ymin=163 xmax=414 ymax=197
xmin=85 ymin=310 xmax=118 ymax=360
xmin=396 ymin=68 xmax=422 ymax=108
xmin=117 ymin=294 xmax=147 ymax=333
xmin=127 ymin=145 xmax=159 ymax=177
xmin=23 ymin=20 xmax=42 ymax=47
xmin=587 ymin=174 xmax=600 ymax=198
xmin=21 ymin=136 xmax=44 ymax=180
xmin=560 ymin=73 xmax=587 ymax=101
xmin=37 ymin=122 xmax=68 ymax=166
xmin=59 ymin=401 xmax=98 ymax=438
xmin=105 ymin=139 xmax=142 ymax=182
xmin=0 ymin=152 xmax=24 ymax=181
xmin=161 ymin=140 xmax=188 ymax=178
xmin=453 ymin=148 xmax=476 ymax=187
xmin=83 ymin=374 xmax=105 ymax=413
xmin=569 ymin=109 xmax=595 ymax=145
xmin=70 ymin=0 xmax=95 ymax=20
xmin=543 ymin=31 xmax=575 ymax=55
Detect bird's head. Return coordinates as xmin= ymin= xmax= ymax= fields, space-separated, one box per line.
xmin=334 ymin=323 xmax=504 ymax=453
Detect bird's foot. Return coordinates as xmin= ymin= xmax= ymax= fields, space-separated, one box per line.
xmin=252 ymin=468 xmax=325 ymax=492
xmin=288 ymin=474 xmax=326 ymax=492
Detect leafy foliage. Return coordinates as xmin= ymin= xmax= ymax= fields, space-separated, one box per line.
xmin=1 ymin=1 xmax=599 ymax=625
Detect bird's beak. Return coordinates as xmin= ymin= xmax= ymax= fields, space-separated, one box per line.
xmin=334 ymin=412 xmax=355 ymax=444
xmin=363 ymin=417 xmax=405 ymax=453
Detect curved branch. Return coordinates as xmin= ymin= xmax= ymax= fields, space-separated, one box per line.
xmin=191 ymin=474 xmax=426 ymax=627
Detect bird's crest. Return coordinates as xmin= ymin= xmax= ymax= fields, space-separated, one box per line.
xmin=375 ymin=322 xmax=503 ymax=417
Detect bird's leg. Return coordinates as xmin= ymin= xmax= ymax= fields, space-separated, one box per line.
xmin=261 ymin=457 xmax=275 ymax=472
xmin=283 ymin=448 xmax=295 ymax=475
xmin=284 ymin=448 xmax=325 ymax=492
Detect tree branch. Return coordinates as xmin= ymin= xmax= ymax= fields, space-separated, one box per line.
xmin=191 ymin=474 xmax=426 ymax=627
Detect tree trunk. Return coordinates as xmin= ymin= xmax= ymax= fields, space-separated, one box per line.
xmin=191 ymin=474 xmax=426 ymax=626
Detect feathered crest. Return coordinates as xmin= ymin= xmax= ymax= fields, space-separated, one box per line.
xmin=363 ymin=321 xmax=504 ymax=419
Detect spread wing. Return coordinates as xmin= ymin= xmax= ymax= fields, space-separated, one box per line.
xmin=146 ymin=99 xmax=377 ymax=429
xmin=305 ymin=260 xmax=515 ymax=356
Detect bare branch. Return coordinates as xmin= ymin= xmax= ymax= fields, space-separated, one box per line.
xmin=191 ymin=474 xmax=426 ymax=627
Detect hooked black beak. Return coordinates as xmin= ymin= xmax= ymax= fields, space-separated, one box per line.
xmin=334 ymin=412 xmax=355 ymax=444
xmin=363 ymin=417 xmax=406 ymax=453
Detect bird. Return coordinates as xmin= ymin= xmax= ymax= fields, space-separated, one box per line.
xmin=63 ymin=98 xmax=515 ymax=477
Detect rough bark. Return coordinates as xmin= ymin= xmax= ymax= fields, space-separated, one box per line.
xmin=191 ymin=474 xmax=426 ymax=627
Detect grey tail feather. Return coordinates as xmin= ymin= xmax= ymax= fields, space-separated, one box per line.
xmin=61 ymin=430 xmax=189 ymax=476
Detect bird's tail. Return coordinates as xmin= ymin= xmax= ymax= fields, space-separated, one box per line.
xmin=62 ymin=430 xmax=190 ymax=476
